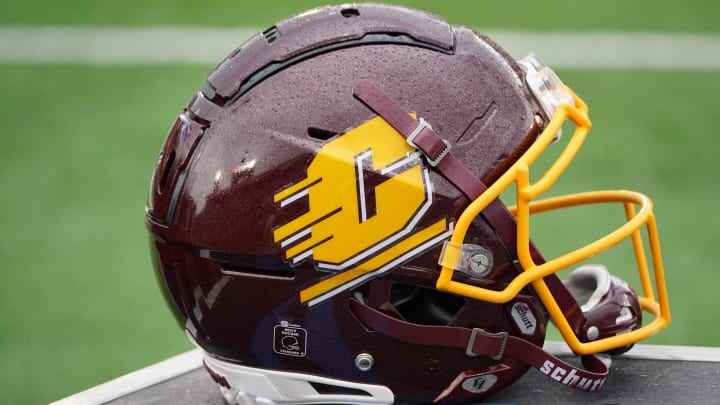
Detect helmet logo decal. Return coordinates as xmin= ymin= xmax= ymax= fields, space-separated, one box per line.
xmin=461 ymin=374 xmax=498 ymax=394
xmin=273 ymin=116 xmax=451 ymax=305
xmin=511 ymin=302 xmax=537 ymax=335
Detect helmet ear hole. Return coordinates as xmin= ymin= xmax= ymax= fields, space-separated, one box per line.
xmin=390 ymin=283 xmax=465 ymax=326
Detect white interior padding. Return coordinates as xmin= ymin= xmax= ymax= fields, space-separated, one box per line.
xmin=562 ymin=264 xmax=611 ymax=313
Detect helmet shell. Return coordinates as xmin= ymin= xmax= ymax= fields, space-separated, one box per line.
xmin=147 ymin=4 xmax=547 ymax=403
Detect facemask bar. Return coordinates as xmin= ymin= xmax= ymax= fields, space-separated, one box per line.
xmin=436 ymin=58 xmax=670 ymax=355
xmin=509 ymin=190 xmax=670 ymax=354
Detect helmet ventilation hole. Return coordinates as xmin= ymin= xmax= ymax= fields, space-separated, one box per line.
xmin=157 ymin=150 xmax=176 ymax=193
xmin=307 ymin=127 xmax=338 ymax=141
xmin=220 ymin=264 xmax=294 ymax=279
xmin=262 ymin=26 xmax=279 ymax=44
xmin=340 ymin=8 xmax=360 ymax=18
xmin=309 ymin=382 xmax=371 ymax=397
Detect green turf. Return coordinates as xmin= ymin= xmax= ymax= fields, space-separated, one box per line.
xmin=1 ymin=1 xmax=719 ymax=404
xmin=0 ymin=65 xmax=205 ymax=404
xmin=1 ymin=0 xmax=719 ymax=33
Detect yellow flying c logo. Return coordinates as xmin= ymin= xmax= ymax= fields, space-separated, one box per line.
xmin=273 ymin=116 xmax=451 ymax=305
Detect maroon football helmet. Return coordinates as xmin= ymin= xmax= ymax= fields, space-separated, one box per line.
xmin=146 ymin=4 xmax=669 ymax=404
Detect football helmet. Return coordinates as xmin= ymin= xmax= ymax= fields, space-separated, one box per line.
xmin=146 ymin=4 xmax=670 ymax=404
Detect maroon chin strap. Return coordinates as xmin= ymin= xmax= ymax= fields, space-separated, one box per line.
xmin=350 ymin=299 xmax=609 ymax=395
xmin=352 ymin=79 xmax=588 ymax=339
xmin=353 ymin=79 xmax=486 ymax=199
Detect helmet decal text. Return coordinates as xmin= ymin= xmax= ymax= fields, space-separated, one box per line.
xmin=273 ymin=116 xmax=451 ymax=305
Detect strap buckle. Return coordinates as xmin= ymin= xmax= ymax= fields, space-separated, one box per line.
xmin=466 ymin=328 xmax=508 ymax=360
xmin=406 ymin=118 xmax=451 ymax=167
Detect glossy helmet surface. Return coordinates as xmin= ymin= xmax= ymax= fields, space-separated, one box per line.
xmin=146 ymin=4 xmax=670 ymax=404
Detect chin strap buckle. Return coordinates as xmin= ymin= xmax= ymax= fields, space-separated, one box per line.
xmin=466 ymin=328 xmax=508 ymax=360
xmin=405 ymin=118 xmax=451 ymax=167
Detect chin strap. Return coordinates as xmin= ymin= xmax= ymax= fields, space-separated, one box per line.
xmin=353 ymin=79 xmax=485 ymax=199
xmin=350 ymin=299 xmax=609 ymax=393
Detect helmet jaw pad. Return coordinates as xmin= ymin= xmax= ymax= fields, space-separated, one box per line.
xmin=563 ymin=264 xmax=642 ymax=354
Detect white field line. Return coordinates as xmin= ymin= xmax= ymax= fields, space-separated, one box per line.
xmin=1 ymin=26 xmax=719 ymax=69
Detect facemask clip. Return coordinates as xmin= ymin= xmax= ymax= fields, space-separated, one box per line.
xmin=439 ymin=241 xmax=494 ymax=278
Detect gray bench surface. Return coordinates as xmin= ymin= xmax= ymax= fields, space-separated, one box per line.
xmin=52 ymin=343 xmax=720 ymax=404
